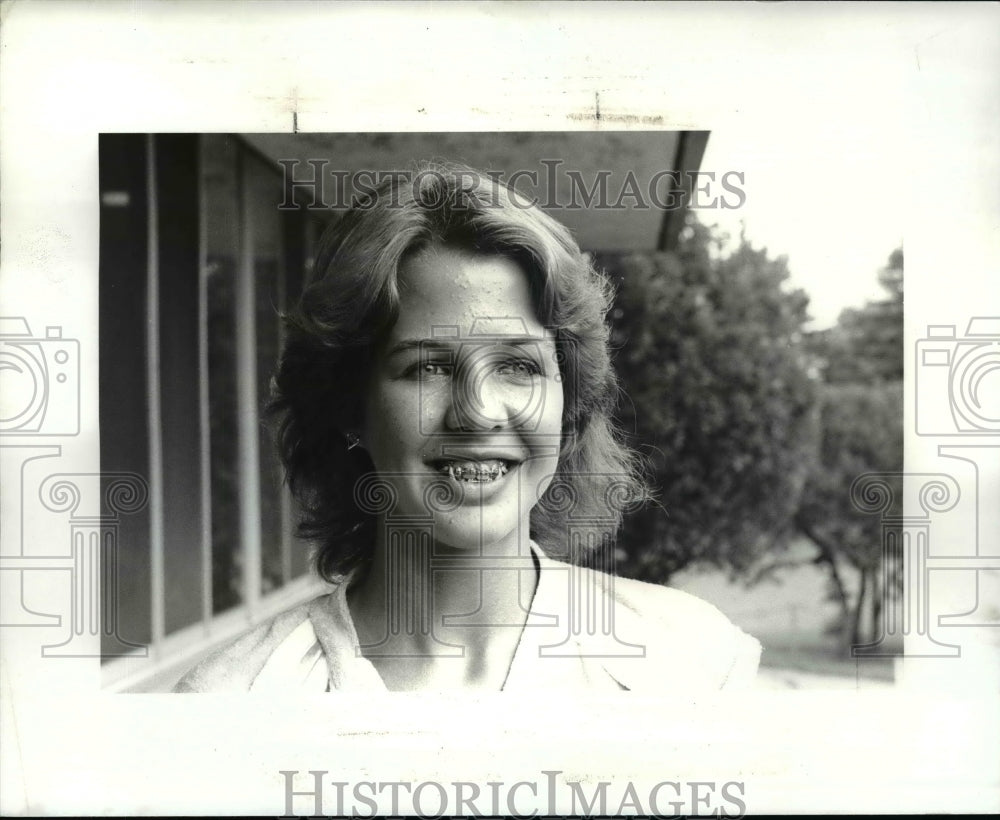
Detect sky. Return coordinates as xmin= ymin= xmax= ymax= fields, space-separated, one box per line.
xmin=698 ymin=128 xmax=905 ymax=330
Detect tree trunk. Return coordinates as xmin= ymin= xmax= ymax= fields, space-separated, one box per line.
xmin=869 ymin=568 xmax=883 ymax=646
xmin=796 ymin=516 xmax=851 ymax=631
xmin=851 ymin=568 xmax=868 ymax=647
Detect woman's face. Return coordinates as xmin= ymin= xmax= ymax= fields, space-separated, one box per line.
xmin=363 ymin=244 xmax=564 ymax=551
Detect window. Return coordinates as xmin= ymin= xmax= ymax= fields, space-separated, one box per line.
xmin=99 ymin=134 xmax=330 ymax=691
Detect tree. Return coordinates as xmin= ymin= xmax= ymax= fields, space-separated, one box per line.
xmin=598 ymin=218 xmax=818 ymax=582
xmin=795 ymin=381 xmax=903 ymax=645
xmin=807 ymin=247 xmax=903 ymax=385
xmin=796 ymin=248 xmax=904 ymax=645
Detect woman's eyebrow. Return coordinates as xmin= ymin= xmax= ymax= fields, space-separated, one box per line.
xmin=385 ymin=339 xmax=451 ymax=358
xmin=387 ymin=336 xmax=550 ymax=357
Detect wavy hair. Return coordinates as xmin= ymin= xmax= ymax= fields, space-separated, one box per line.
xmin=269 ymin=161 xmax=648 ymax=583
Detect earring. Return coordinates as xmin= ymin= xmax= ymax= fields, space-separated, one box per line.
xmin=346 ymin=432 xmax=362 ymax=451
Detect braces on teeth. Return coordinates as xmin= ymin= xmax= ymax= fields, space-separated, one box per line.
xmin=440 ymin=462 xmax=510 ymax=482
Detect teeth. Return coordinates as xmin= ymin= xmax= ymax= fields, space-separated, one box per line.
xmin=437 ymin=459 xmax=510 ymax=482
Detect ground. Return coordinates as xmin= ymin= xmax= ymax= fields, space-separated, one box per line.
xmin=668 ymin=539 xmax=896 ymax=690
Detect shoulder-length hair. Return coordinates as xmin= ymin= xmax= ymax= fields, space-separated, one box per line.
xmin=270 ymin=161 xmax=648 ymax=583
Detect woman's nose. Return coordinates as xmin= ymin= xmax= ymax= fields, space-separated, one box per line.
xmin=444 ymin=370 xmax=510 ymax=432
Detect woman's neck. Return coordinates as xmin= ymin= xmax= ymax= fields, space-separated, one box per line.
xmin=346 ymin=523 xmax=539 ymax=689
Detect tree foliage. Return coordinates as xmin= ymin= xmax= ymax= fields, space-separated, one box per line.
xmin=797 ymin=248 xmax=904 ymax=645
xmin=596 ymin=221 xmax=905 ymax=652
xmin=598 ymin=219 xmax=818 ymax=582
xmin=807 ymin=247 xmax=904 ymax=384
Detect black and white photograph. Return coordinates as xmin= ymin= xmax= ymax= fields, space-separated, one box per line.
xmin=1 ymin=2 xmax=998 ymax=816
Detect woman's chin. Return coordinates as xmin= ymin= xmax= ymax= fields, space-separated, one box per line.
xmin=387 ymin=478 xmax=538 ymax=552
xmin=427 ymin=515 xmax=528 ymax=555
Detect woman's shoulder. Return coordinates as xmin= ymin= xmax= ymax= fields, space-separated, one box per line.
xmin=607 ymin=571 xmax=761 ymax=690
xmin=611 ymin=571 xmax=762 ymax=690
xmin=172 ymin=595 xmax=333 ymax=693
xmin=605 ymin=570 xmax=744 ymax=631
xmin=540 ymin=556 xmax=761 ymax=690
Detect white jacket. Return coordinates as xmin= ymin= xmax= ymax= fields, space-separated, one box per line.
xmin=174 ymin=546 xmax=761 ymax=693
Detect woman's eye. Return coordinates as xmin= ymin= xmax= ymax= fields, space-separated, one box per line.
xmin=410 ymin=361 xmax=450 ymax=377
xmin=496 ymin=358 xmax=542 ymax=377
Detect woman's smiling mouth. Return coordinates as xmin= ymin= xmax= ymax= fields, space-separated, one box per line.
xmin=431 ymin=458 xmax=514 ymax=483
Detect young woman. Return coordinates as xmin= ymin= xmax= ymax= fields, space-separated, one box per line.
xmin=175 ymin=162 xmax=760 ymax=692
